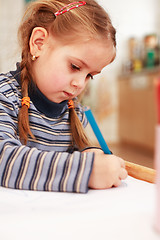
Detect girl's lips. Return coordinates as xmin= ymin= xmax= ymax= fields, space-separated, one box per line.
xmin=63 ymin=91 xmax=74 ymax=97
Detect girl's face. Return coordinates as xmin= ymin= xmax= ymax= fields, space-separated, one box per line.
xmin=31 ymin=34 xmax=116 ymax=103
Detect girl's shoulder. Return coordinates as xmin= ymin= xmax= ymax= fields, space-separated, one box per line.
xmin=0 ymin=71 xmax=21 ymax=94
xmin=0 ymin=70 xmax=21 ymax=112
xmin=0 ymin=69 xmax=21 ymax=96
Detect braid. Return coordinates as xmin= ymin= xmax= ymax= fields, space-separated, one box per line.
xmin=18 ymin=55 xmax=35 ymax=144
xmin=69 ymin=107 xmax=91 ymax=150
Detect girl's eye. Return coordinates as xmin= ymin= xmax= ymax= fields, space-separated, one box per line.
xmin=87 ymin=73 xmax=93 ymax=80
xmin=71 ymin=63 xmax=80 ymax=71
xmin=71 ymin=63 xmax=93 ymax=80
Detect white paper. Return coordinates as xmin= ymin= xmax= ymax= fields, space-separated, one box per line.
xmin=0 ymin=176 xmax=159 ymax=240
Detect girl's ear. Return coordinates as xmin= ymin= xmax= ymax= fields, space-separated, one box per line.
xmin=29 ymin=27 xmax=48 ymax=57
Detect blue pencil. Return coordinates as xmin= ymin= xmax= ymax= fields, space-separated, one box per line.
xmin=84 ymin=108 xmax=111 ymax=154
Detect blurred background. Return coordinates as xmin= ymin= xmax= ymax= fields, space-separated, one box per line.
xmin=0 ymin=0 xmax=160 ymax=167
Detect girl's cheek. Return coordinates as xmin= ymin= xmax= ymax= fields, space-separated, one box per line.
xmin=52 ymin=74 xmax=69 ymax=88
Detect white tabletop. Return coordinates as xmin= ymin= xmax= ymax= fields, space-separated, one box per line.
xmin=0 ymin=176 xmax=159 ymax=240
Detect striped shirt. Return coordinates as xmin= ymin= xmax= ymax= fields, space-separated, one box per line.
xmin=0 ymin=65 xmax=94 ymax=193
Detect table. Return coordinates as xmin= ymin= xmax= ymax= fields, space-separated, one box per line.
xmin=0 ymin=176 xmax=159 ymax=240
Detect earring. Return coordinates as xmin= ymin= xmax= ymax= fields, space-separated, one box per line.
xmin=31 ymin=55 xmax=36 ymax=61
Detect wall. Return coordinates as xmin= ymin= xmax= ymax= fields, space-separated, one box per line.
xmin=0 ymin=0 xmax=24 ymax=72
xmin=87 ymin=0 xmax=160 ymax=143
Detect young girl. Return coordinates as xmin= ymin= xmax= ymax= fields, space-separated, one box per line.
xmin=0 ymin=0 xmax=127 ymax=193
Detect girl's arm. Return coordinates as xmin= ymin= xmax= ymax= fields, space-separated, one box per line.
xmin=0 ymin=138 xmax=94 ymax=193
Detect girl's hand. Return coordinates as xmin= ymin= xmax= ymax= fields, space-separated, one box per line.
xmin=83 ymin=149 xmax=128 ymax=189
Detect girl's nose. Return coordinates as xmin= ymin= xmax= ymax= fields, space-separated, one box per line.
xmin=71 ymin=76 xmax=86 ymax=89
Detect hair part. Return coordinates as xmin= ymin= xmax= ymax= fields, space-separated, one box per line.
xmin=18 ymin=0 xmax=116 ymax=148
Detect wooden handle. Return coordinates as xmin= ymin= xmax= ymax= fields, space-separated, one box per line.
xmin=125 ymin=161 xmax=156 ymax=183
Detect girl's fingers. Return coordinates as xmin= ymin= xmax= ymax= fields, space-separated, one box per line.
xmin=120 ymin=158 xmax=126 ymax=168
xmin=120 ymin=167 xmax=128 ymax=180
xmin=113 ymin=179 xmax=121 ymax=187
xmin=114 ymin=168 xmax=128 ymax=187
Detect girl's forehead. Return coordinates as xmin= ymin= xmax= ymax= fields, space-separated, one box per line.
xmin=72 ymin=38 xmax=115 ymax=58
xmin=52 ymin=35 xmax=114 ymax=52
xmin=48 ymin=34 xmax=115 ymax=69
xmin=67 ymin=39 xmax=115 ymax=70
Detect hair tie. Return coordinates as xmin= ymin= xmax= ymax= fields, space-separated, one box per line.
xmin=68 ymin=100 xmax=74 ymax=109
xmin=55 ymin=1 xmax=86 ymax=16
xmin=21 ymin=97 xmax=30 ymax=109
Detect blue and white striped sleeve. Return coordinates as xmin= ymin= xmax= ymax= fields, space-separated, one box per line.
xmin=0 ymin=139 xmax=94 ymax=193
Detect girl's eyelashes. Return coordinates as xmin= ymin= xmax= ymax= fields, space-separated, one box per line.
xmin=71 ymin=63 xmax=94 ymax=80
xmin=71 ymin=63 xmax=80 ymax=71
xmin=87 ymin=73 xmax=93 ymax=80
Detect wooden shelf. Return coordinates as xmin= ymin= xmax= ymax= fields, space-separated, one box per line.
xmin=118 ymin=70 xmax=159 ymax=151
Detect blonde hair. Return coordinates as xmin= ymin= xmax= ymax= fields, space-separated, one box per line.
xmin=18 ymin=0 xmax=116 ymax=149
